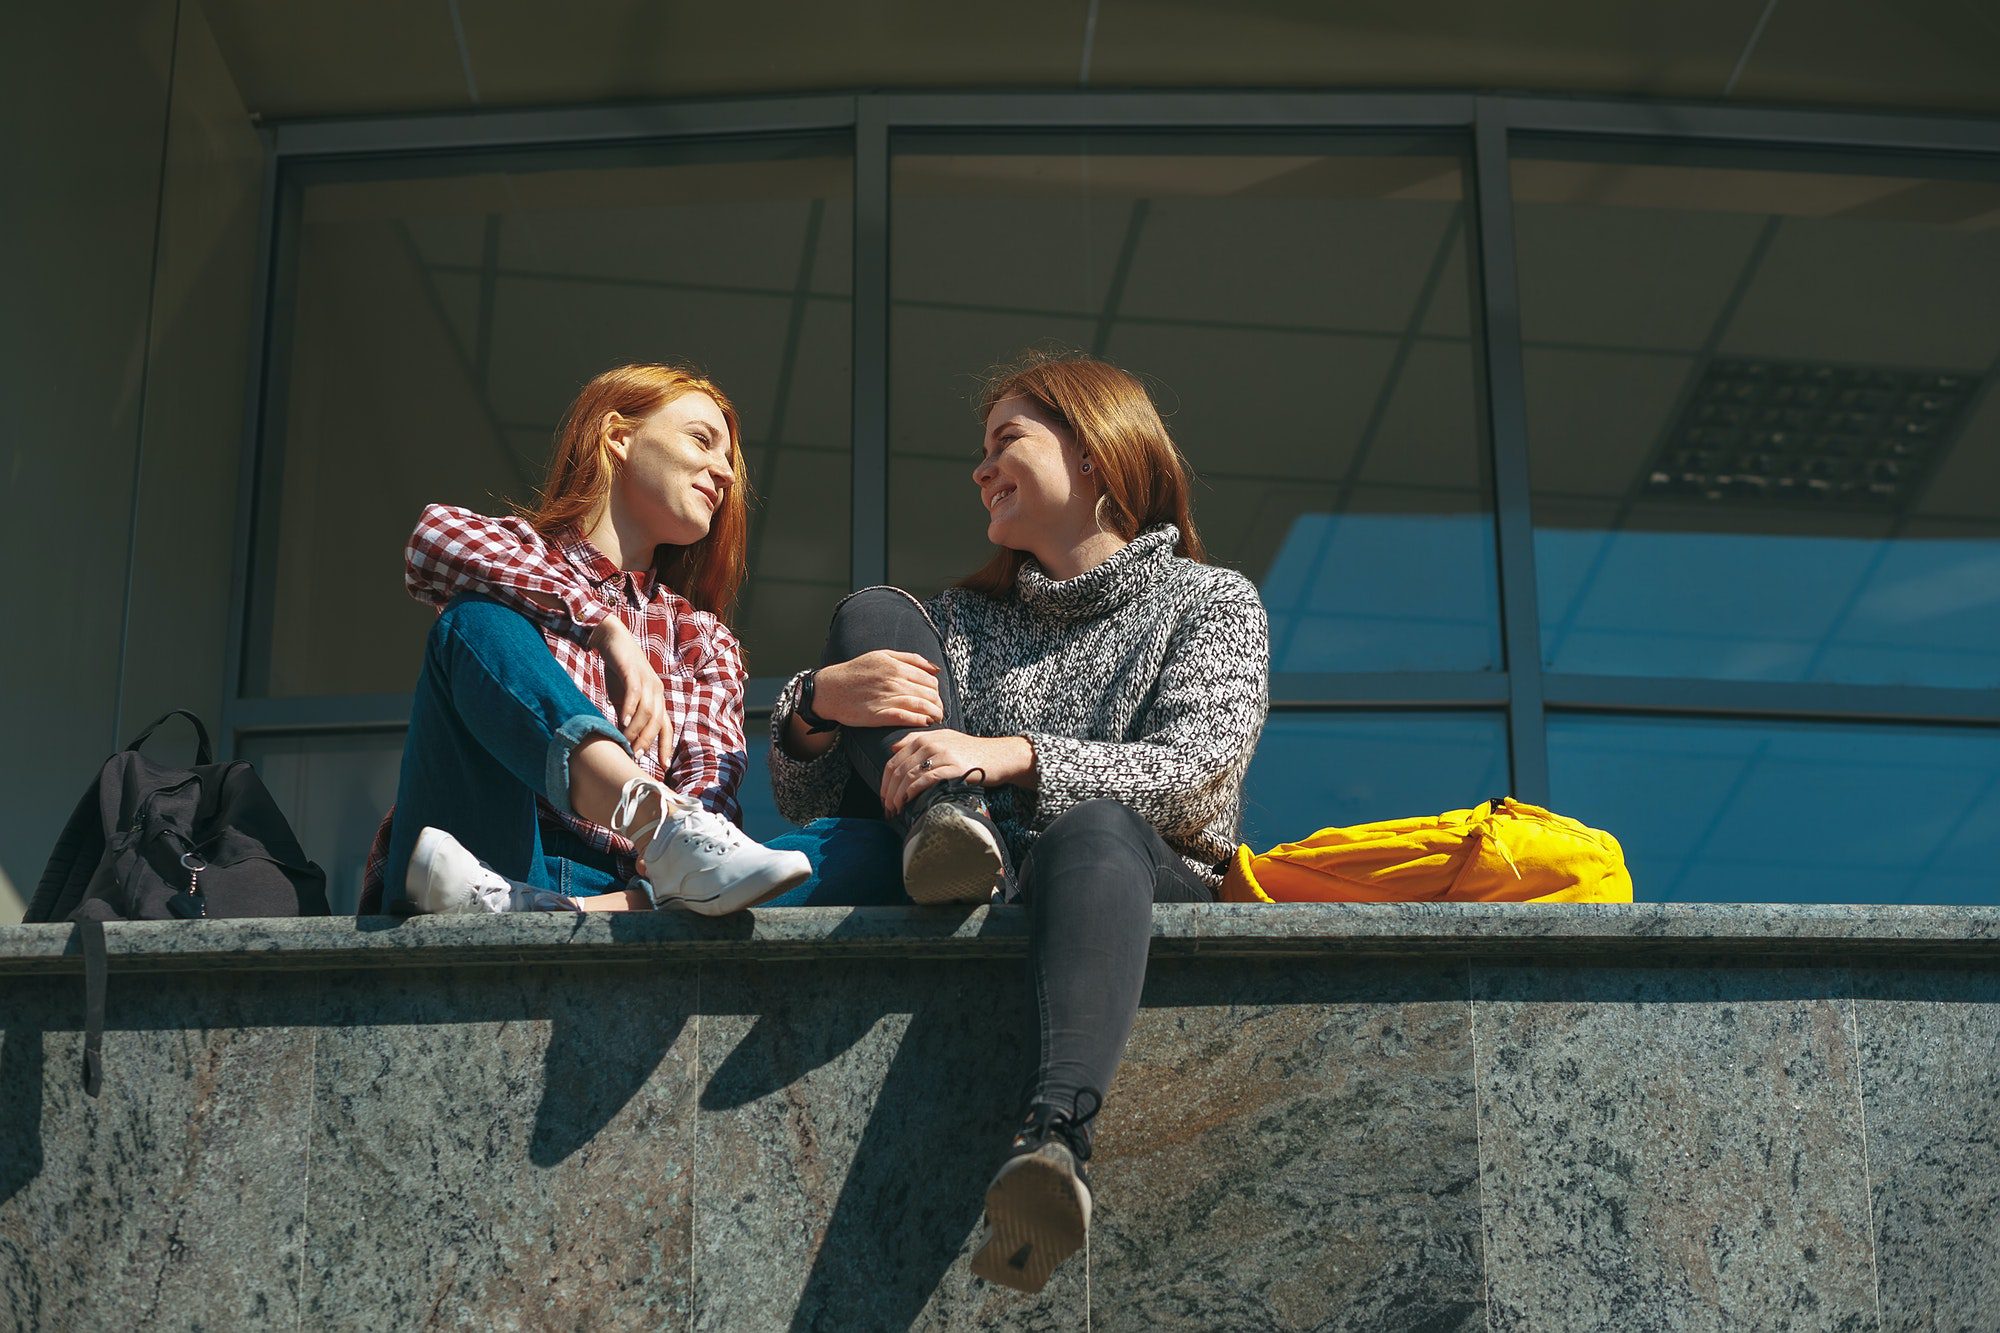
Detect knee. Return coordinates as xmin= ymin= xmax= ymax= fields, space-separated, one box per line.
xmin=825 ymin=585 xmax=932 ymax=655
xmin=1026 ymin=801 xmax=1155 ymax=920
xmin=1039 ymin=799 xmax=1151 ymax=855
xmin=432 ymin=594 xmax=538 ymax=652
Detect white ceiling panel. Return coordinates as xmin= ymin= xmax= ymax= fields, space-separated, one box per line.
xmin=1361 ymin=339 xmax=1488 ymax=491
xmin=1121 ymin=194 xmax=1465 ymax=334
xmin=887 ymin=306 xmax=1097 ymax=460
xmin=1102 ymin=321 xmax=1397 ymax=481
xmin=1522 ymin=348 xmax=1698 ymax=501
xmin=1721 ymin=219 xmax=2000 ymax=371
xmin=1513 ymin=191 xmax=1769 ymax=353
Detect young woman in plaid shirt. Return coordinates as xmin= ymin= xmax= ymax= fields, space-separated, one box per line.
xmin=370 ymin=363 xmax=808 ymax=915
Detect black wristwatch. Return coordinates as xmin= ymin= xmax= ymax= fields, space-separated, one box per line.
xmin=797 ymin=670 xmax=839 ymax=734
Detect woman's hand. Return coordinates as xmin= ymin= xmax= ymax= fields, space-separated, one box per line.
xmin=591 ymin=615 xmax=671 ymax=760
xmin=810 ymin=651 xmax=944 ymax=730
xmin=881 ymin=730 xmax=1035 ymax=817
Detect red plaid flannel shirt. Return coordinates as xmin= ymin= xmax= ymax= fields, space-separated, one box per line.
xmin=363 ymin=504 xmax=748 ymax=895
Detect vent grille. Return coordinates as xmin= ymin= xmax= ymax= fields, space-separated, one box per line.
xmin=1647 ymin=359 xmax=1977 ymax=508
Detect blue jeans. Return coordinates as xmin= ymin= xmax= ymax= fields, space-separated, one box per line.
xmin=761 ymin=818 xmax=905 ymax=906
xmin=384 ymin=595 xmax=633 ymax=909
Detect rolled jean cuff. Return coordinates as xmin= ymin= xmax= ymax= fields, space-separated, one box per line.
xmin=548 ymin=714 xmax=633 ymax=809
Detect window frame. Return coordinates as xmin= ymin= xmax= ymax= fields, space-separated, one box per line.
xmin=221 ymin=92 xmax=2000 ymax=818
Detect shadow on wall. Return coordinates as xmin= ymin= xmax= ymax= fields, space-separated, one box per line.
xmin=531 ymin=984 xmax=688 ymax=1170
xmin=342 ymin=912 xmax=689 ymax=1171
xmin=674 ymin=906 xmax=1036 ymax=1330
xmin=0 ymin=1007 xmax=49 ymax=1210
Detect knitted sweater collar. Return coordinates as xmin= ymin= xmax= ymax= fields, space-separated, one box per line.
xmin=1015 ymin=524 xmax=1180 ymax=622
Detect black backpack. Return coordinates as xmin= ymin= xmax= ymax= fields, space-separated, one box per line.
xmin=27 ymin=709 xmax=330 ymax=1093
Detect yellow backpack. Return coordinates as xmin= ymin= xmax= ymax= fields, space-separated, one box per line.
xmin=1221 ymin=797 xmax=1632 ymax=904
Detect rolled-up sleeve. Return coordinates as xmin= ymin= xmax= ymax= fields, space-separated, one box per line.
xmin=766 ymin=670 xmax=853 ymax=824
xmin=405 ymin=503 xmax=612 ymax=640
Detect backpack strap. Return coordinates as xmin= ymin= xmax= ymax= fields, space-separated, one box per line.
xmin=124 ymin=710 xmax=213 ymax=766
xmin=23 ymin=783 xmax=103 ymax=923
xmin=78 ymin=917 xmax=107 ymax=1097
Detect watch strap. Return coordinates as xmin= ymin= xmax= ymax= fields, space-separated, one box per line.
xmin=798 ymin=670 xmax=838 ymax=734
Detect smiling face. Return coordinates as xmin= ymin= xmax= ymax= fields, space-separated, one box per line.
xmin=611 ymin=391 xmax=736 ymax=548
xmin=974 ymin=394 xmax=1102 ymax=558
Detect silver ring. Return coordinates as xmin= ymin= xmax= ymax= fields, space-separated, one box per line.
xmin=918 ymin=758 xmax=935 ymax=771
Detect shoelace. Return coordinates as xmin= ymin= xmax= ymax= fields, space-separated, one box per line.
xmin=1015 ymin=1086 xmax=1103 ymax=1163
xmin=612 ymin=777 xmax=756 ymax=863
xmin=923 ymin=767 xmax=991 ymax=819
xmin=673 ymin=811 xmax=748 ymax=858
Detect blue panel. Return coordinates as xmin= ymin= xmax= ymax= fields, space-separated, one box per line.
xmin=1261 ymin=513 xmax=1500 ymax=673
xmin=1239 ymin=712 xmax=1510 ymax=851
xmin=1537 ymin=528 xmax=2000 ymax=688
xmin=1548 ymin=716 xmax=2000 ymax=905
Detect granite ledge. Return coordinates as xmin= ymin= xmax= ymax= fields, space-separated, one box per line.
xmin=1 ymin=902 xmax=1998 ymax=975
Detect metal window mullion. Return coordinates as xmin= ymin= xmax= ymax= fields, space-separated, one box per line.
xmin=1496 ymin=96 xmax=2000 ymax=156
xmin=1471 ymin=99 xmax=1550 ymax=804
xmin=219 ymin=129 xmax=282 ymax=762
xmin=236 ymin=170 xmax=307 ymax=720
xmin=1269 ymin=672 xmax=1511 ymax=708
xmin=232 ymin=693 xmax=415 ymax=735
xmin=270 ymin=94 xmax=860 ymax=159
xmin=879 ymin=90 xmax=1478 ymax=130
xmin=261 ymin=91 xmax=2000 ymax=166
xmin=1543 ymin=674 xmax=2000 ymax=726
xmin=851 ymin=96 xmax=889 ymax=590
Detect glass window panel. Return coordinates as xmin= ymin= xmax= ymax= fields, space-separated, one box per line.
xmin=888 ymin=136 xmax=1500 ymax=675
xmin=1548 ymin=716 xmax=2000 ymax=905
xmin=240 ymin=731 xmax=405 ymax=915
xmin=1240 ymin=712 xmax=1510 ymax=851
xmin=257 ymin=139 xmax=853 ymax=697
xmin=1516 ymin=144 xmax=2000 ymax=688
xmin=740 ymin=731 xmax=788 ymax=845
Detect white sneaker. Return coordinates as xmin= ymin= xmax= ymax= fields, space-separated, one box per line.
xmin=406 ymin=827 xmax=580 ymax=914
xmin=406 ymin=827 xmax=516 ymax=914
xmin=612 ymin=779 xmax=811 ymax=915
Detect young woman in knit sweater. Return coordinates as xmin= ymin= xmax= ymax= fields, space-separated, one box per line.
xmin=767 ymin=351 xmax=1271 ymax=1293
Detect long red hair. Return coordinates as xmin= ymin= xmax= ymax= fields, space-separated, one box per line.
xmin=514 ymin=364 xmax=750 ymax=616
xmin=959 ymin=350 xmax=1206 ymax=598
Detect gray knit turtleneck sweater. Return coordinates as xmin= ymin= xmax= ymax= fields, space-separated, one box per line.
xmin=768 ymin=525 xmax=1271 ymax=886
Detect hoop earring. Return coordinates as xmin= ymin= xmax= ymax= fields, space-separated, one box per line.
xmin=1093 ymin=493 xmax=1115 ymax=536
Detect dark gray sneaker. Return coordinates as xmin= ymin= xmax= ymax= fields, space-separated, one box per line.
xmin=971 ymin=1094 xmax=1100 ymax=1294
xmin=899 ymin=777 xmax=1010 ymax=904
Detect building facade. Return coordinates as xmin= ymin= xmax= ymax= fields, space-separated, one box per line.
xmin=5 ymin=3 xmax=1998 ymax=918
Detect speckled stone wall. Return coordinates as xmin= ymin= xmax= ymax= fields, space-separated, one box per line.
xmin=1 ymin=905 xmax=1995 ymax=1330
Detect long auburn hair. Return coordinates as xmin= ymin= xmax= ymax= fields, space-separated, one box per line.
xmin=514 ymin=363 xmax=750 ymax=616
xmin=959 ymin=350 xmax=1207 ymax=598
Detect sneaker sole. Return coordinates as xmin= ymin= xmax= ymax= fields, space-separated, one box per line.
xmin=971 ymin=1150 xmax=1090 ymax=1294
xmin=902 ymin=804 xmax=1006 ymax=905
xmin=657 ymin=851 xmax=812 ymax=917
